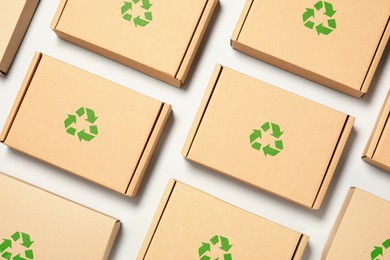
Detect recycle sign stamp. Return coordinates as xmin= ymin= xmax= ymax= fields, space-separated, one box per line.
xmin=0 ymin=232 xmax=34 ymax=260
xmin=64 ymin=107 xmax=99 ymax=142
xmin=302 ymin=1 xmax=337 ymax=36
xmin=250 ymin=122 xmax=284 ymax=157
xmin=371 ymin=238 xmax=390 ymax=260
xmin=121 ymin=0 xmax=153 ymax=27
xmin=198 ymin=235 xmax=233 ymax=260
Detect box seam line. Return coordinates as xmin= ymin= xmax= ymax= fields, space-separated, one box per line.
xmin=185 ymin=66 xmax=223 ymax=157
xmin=360 ymin=16 xmax=390 ymax=92
xmin=291 ymin=234 xmax=304 ymax=260
xmin=141 ymin=181 xmax=177 ymax=259
xmin=125 ymin=103 xmax=165 ymax=194
xmin=233 ymin=0 xmax=254 ymax=43
xmin=371 ymin=111 xmax=390 ymax=160
xmin=174 ymin=0 xmax=210 ymax=80
xmin=311 ymin=115 xmax=351 ymax=208
xmin=52 ymin=0 xmax=69 ymax=29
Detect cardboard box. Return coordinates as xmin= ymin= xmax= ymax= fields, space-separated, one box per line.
xmin=0 ymin=53 xmax=171 ymax=197
xmin=0 ymin=0 xmax=39 ymax=76
xmin=183 ymin=65 xmax=354 ymax=209
xmin=0 ymin=172 xmax=120 ymax=259
xmin=138 ymin=179 xmax=308 ymax=259
xmin=50 ymin=0 xmax=218 ymax=87
xmin=363 ymin=90 xmax=390 ymax=172
xmin=322 ymin=188 xmax=390 ymax=259
xmin=231 ymin=0 xmax=390 ymax=97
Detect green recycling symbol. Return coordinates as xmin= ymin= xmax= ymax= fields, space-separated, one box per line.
xmin=302 ymin=1 xmax=337 ymax=35
xmin=250 ymin=122 xmax=284 ymax=157
xmin=198 ymin=235 xmax=233 ymax=260
xmin=64 ymin=107 xmax=99 ymax=142
xmin=371 ymin=239 xmax=390 ymax=259
xmin=121 ymin=0 xmax=153 ymax=27
xmin=0 ymin=232 xmax=34 ymax=260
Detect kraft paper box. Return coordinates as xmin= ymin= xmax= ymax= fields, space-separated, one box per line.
xmin=363 ymin=90 xmax=390 ymax=172
xmin=51 ymin=0 xmax=218 ymax=87
xmin=0 ymin=0 xmax=39 ymax=76
xmin=183 ymin=65 xmax=354 ymax=209
xmin=322 ymin=188 xmax=390 ymax=259
xmin=231 ymin=0 xmax=390 ymax=97
xmin=0 ymin=172 xmax=120 ymax=259
xmin=138 ymin=179 xmax=308 ymax=259
xmin=0 ymin=53 xmax=171 ymax=197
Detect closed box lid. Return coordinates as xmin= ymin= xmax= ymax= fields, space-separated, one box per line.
xmin=363 ymin=90 xmax=390 ymax=172
xmin=0 ymin=172 xmax=120 ymax=260
xmin=231 ymin=0 xmax=390 ymax=97
xmin=183 ymin=65 xmax=354 ymax=209
xmin=0 ymin=0 xmax=39 ymax=75
xmin=51 ymin=0 xmax=218 ymax=87
xmin=323 ymin=188 xmax=390 ymax=259
xmin=138 ymin=179 xmax=308 ymax=259
xmin=0 ymin=53 xmax=171 ymax=197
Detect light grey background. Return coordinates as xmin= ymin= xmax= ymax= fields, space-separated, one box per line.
xmin=1 ymin=1 xmax=390 ymax=259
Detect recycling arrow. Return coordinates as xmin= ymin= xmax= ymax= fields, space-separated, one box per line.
xmin=1 ymin=232 xmax=34 ymax=260
xmin=250 ymin=121 xmax=284 ymax=157
xmin=303 ymin=1 xmax=337 ymax=36
xmin=198 ymin=235 xmax=233 ymax=260
xmin=121 ymin=0 xmax=153 ymax=27
xmin=383 ymin=239 xmax=390 ymax=249
xmin=64 ymin=107 xmax=99 ymax=142
xmin=371 ymin=246 xmax=383 ymax=260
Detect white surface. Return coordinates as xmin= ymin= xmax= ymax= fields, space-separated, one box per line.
xmin=1 ymin=1 xmax=390 ymax=259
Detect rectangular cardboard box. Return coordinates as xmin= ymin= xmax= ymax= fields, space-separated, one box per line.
xmin=0 ymin=0 xmax=39 ymax=75
xmin=231 ymin=0 xmax=390 ymax=97
xmin=138 ymin=179 xmax=308 ymax=259
xmin=0 ymin=52 xmax=171 ymax=197
xmin=183 ymin=65 xmax=354 ymax=209
xmin=322 ymin=188 xmax=390 ymax=259
xmin=0 ymin=172 xmax=120 ymax=260
xmin=363 ymin=90 xmax=390 ymax=172
xmin=51 ymin=0 xmax=218 ymax=87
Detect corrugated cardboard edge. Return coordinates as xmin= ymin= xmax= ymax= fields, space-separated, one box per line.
xmin=126 ymin=103 xmax=172 ymax=197
xmin=0 ymin=52 xmax=42 ymax=142
xmin=321 ymin=187 xmax=356 ymax=260
xmin=292 ymin=235 xmax=309 ymax=260
xmin=175 ymin=0 xmax=219 ymax=86
xmin=361 ymin=17 xmax=390 ymax=94
xmin=312 ymin=115 xmax=355 ymax=209
xmin=182 ymin=64 xmax=223 ymax=156
xmin=103 ymin=220 xmax=121 ymax=260
xmin=0 ymin=0 xmax=40 ymax=75
xmin=0 ymin=171 xmax=121 ymax=260
xmin=362 ymin=90 xmax=390 ymax=168
xmin=137 ymin=179 xmax=177 ymax=260
xmin=230 ymin=1 xmax=390 ymax=98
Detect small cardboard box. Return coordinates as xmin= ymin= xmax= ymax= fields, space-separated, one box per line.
xmin=231 ymin=0 xmax=390 ymax=97
xmin=138 ymin=179 xmax=308 ymax=259
xmin=0 ymin=53 xmax=171 ymax=197
xmin=0 ymin=172 xmax=120 ymax=259
xmin=0 ymin=0 xmax=39 ymax=76
xmin=183 ymin=65 xmax=354 ymax=209
xmin=322 ymin=188 xmax=390 ymax=259
xmin=363 ymin=90 xmax=390 ymax=172
xmin=51 ymin=0 xmax=218 ymax=87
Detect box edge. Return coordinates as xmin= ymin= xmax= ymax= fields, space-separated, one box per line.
xmin=103 ymin=220 xmax=121 ymax=260
xmin=50 ymin=0 xmax=68 ymax=30
xmin=292 ymin=235 xmax=309 ymax=260
xmin=126 ymin=103 xmax=172 ymax=197
xmin=136 ymin=179 xmax=177 ymax=259
xmin=182 ymin=64 xmax=223 ymax=157
xmin=0 ymin=52 xmax=42 ymax=142
xmin=230 ymin=0 xmax=254 ymax=44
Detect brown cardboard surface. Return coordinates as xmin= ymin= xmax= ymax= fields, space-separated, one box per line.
xmin=0 ymin=0 xmax=39 ymax=75
xmin=231 ymin=0 xmax=390 ymax=97
xmin=138 ymin=179 xmax=308 ymax=259
xmin=0 ymin=172 xmax=120 ymax=260
xmin=322 ymin=188 xmax=390 ymax=259
xmin=0 ymin=52 xmax=171 ymax=197
xmin=51 ymin=0 xmax=218 ymax=87
xmin=183 ymin=65 xmax=354 ymax=209
xmin=363 ymin=90 xmax=390 ymax=172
